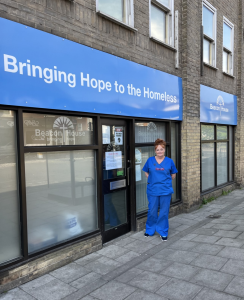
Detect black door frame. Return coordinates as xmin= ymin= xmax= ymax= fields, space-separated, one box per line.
xmin=100 ymin=117 xmax=132 ymax=243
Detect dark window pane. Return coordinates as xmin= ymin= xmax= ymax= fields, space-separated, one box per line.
xmin=202 ymin=143 xmax=215 ymax=191
xmin=23 ymin=113 xmax=94 ymax=146
xmin=229 ymin=127 xmax=233 ymax=181
xmin=135 ymin=121 xmax=166 ymax=143
xmin=217 ymin=143 xmax=228 ymax=185
xmin=0 ymin=110 xmax=21 ymax=264
xmin=201 ymin=125 xmax=214 ymax=140
xmin=25 ymin=150 xmax=98 ymax=254
xmin=217 ymin=126 xmax=227 ymax=140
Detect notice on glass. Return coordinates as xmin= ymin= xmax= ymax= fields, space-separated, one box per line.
xmin=115 ymin=132 xmax=123 ymax=145
xmin=102 ymin=125 xmax=110 ymax=144
xmin=135 ymin=148 xmax=142 ymax=164
xmin=105 ymin=151 xmax=122 ymax=170
xmin=136 ymin=164 xmax=142 ymax=181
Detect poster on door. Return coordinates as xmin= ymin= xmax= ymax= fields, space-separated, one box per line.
xmin=115 ymin=127 xmax=123 ymax=145
xmin=105 ymin=151 xmax=122 ymax=170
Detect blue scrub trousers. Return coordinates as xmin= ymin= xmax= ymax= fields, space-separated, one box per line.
xmin=145 ymin=194 xmax=171 ymax=237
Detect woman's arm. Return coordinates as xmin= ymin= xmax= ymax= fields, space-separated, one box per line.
xmin=144 ymin=172 xmax=149 ymax=179
xmin=171 ymin=174 xmax=176 ymax=180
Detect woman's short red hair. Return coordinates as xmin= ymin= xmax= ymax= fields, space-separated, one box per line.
xmin=154 ymin=138 xmax=166 ymax=150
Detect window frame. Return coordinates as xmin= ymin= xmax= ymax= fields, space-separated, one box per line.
xmin=223 ymin=16 xmax=234 ymax=76
xmin=149 ymin=0 xmax=175 ymax=48
xmin=201 ymin=123 xmax=235 ymax=194
xmin=202 ymin=0 xmax=217 ymax=68
xmin=96 ymin=0 xmax=135 ymax=29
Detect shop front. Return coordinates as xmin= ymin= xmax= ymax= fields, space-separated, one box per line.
xmin=200 ymin=85 xmax=237 ymax=194
xmin=0 ymin=17 xmax=182 ymax=269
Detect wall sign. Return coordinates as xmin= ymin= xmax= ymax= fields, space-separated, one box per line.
xmin=200 ymin=85 xmax=237 ymax=125
xmin=0 ymin=18 xmax=183 ymax=120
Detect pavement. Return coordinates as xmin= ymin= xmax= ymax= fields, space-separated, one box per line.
xmin=2 ymin=189 xmax=244 ymax=300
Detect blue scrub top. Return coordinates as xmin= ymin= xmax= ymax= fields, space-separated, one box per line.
xmin=142 ymin=156 xmax=178 ymax=196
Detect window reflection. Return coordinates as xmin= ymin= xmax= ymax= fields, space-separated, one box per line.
xmin=203 ymin=39 xmax=210 ymax=64
xmin=217 ymin=143 xmax=227 ymax=185
xmin=201 ymin=143 xmax=215 ymax=191
xmin=151 ymin=4 xmax=166 ymax=42
xmin=203 ymin=6 xmax=214 ymax=38
xmin=99 ymin=0 xmax=125 ymax=22
xmin=223 ymin=51 xmax=228 ymax=73
xmin=201 ymin=125 xmax=214 ymax=140
xmin=223 ymin=23 xmax=232 ymax=50
xmin=135 ymin=122 xmax=166 ymax=143
xmin=217 ymin=126 xmax=227 ymax=140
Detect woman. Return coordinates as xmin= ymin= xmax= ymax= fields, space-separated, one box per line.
xmin=142 ymin=138 xmax=177 ymax=241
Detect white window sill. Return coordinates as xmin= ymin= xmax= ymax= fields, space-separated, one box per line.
xmin=203 ymin=62 xmax=218 ymax=71
xmin=223 ymin=71 xmax=235 ymax=78
xmin=150 ymin=36 xmax=176 ymax=52
xmin=96 ymin=11 xmax=138 ymax=32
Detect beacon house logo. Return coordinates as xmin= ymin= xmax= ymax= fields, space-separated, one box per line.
xmin=53 ymin=116 xmax=74 ymax=144
xmin=209 ymin=95 xmax=229 ymax=116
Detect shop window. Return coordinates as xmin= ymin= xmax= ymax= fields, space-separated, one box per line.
xmin=150 ymin=0 xmax=174 ymax=46
xmin=135 ymin=121 xmax=180 ymax=214
xmin=201 ymin=124 xmax=234 ymax=192
xmin=23 ymin=113 xmax=94 ymax=146
xmin=202 ymin=1 xmax=217 ymax=67
xmin=0 ymin=110 xmax=21 ymax=265
xmin=25 ymin=150 xmax=98 ymax=253
xmin=96 ymin=0 xmax=134 ymax=27
xmin=223 ymin=18 xmax=234 ymax=75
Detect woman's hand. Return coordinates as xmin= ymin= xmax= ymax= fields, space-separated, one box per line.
xmin=144 ymin=172 xmax=149 ymax=179
xmin=171 ymin=174 xmax=176 ymax=180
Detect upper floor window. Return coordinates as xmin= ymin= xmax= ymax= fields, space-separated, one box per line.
xmin=223 ymin=17 xmax=234 ymax=75
xmin=149 ymin=0 xmax=174 ymax=47
xmin=202 ymin=0 xmax=217 ymax=67
xmin=96 ymin=0 xmax=134 ymax=27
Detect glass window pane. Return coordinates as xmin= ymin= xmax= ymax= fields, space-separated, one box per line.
xmin=203 ymin=39 xmax=210 ymax=64
xmin=25 ymin=150 xmax=98 ymax=253
xmin=0 ymin=110 xmax=21 ymax=264
xmin=203 ymin=5 xmax=214 ymax=38
xmin=201 ymin=125 xmax=214 ymax=140
xmin=99 ymin=0 xmax=124 ymax=22
xmin=223 ymin=23 xmax=232 ymax=50
xmin=201 ymin=143 xmax=215 ymax=191
xmin=217 ymin=143 xmax=228 ymax=185
xmin=136 ymin=146 xmax=155 ymax=214
xmin=217 ymin=126 xmax=227 ymax=140
xmin=223 ymin=51 xmax=228 ymax=73
xmin=104 ymin=190 xmax=127 ymax=231
xmin=135 ymin=121 xmax=166 ymax=143
xmin=23 ymin=113 xmax=94 ymax=146
xmin=158 ymin=0 xmax=170 ymax=7
xmin=151 ymin=4 xmax=166 ymax=42
xmin=229 ymin=127 xmax=233 ymax=181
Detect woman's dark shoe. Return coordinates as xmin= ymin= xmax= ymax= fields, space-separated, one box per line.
xmin=161 ymin=236 xmax=167 ymax=241
xmin=144 ymin=233 xmax=150 ymax=237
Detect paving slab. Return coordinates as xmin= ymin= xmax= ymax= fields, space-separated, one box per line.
xmin=190 ymin=254 xmax=228 ymax=271
xmin=75 ymin=253 xmax=102 ymax=266
xmin=191 ymin=235 xmax=221 ymax=244
xmin=90 ymin=281 xmax=136 ymax=300
xmin=190 ymin=269 xmax=234 ymax=291
xmin=221 ymin=259 xmax=244 ymax=277
xmin=214 ymin=230 xmax=241 ymax=238
xmin=157 ymin=250 xmax=200 ymax=264
xmin=215 ymin=238 xmax=244 ymax=248
xmin=167 ymin=240 xmax=198 ymax=251
xmin=156 ymin=278 xmax=202 ymax=300
xmin=191 ymin=243 xmax=224 ymax=255
xmin=70 ymin=272 xmax=101 ymax=289
xmin=0 ymin=288 xmax=36 ymax=300
xmin=211 ymin=224 xmax=238 ymax=231
xmin=129 ymin=270 xmax=170 ymax=292
xmin=50 ymin=263 xmax=90 ymax=284
xmin=115 ymin=251 xmax=140 ymax=264
xmin=113 ymin=237 xmax=136 ymax=247
xmin=217 ymin=247 xmax=244 ymax=260
xmin=21 ymin=278 xmax=76 ymax=300
xmin=115 ymin=267 xmax=144 ymax=284
xmin=161 ymin=262 xmax=200 ymax=281
xmin=194 ymin=287 xmax=241 ymax=300
xmin=123 ymin=239 xmax=155 ymax=254
xmin=84 ymin=256 xmax=121 ymax=275
xmin=180 ymin=233 xmax=198 ymax=241
xmin=136 ymin=257 xmax=173 ymax=273
xmin=192 ymin=228 xmax=219 ymax=235
xmin=225 ymin=276 xmax=244 ymax=298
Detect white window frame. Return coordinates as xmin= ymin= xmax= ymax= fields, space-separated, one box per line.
xmin=149 ymin=0 xmax=174 ymax=48
xmin=96 ymin=0 xmax=135 ymax=30
xmin=202 ymin=0 xmax=217 ymax=68
xmin=223 ymin=17 xmax=234 ymax=75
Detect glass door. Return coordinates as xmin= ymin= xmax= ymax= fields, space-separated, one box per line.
xmin=101 ymin=119 xmax=130 ymax=243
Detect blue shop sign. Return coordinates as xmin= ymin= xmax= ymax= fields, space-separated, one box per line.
xmin=200 ymin=85 xmax=237 ymax=125
xmin=0 ymin=18 xmax=183 ymax=120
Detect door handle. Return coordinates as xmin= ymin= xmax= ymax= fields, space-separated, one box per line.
xmin=127 ymin=167 xmax=130 ymax=185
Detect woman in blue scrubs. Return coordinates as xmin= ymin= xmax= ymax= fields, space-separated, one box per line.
xmin=142 ymin=138 xmax=177 ymax=241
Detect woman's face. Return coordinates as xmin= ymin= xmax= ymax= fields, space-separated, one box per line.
xmin=155 ymin=145 xmax=165 ymax=157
